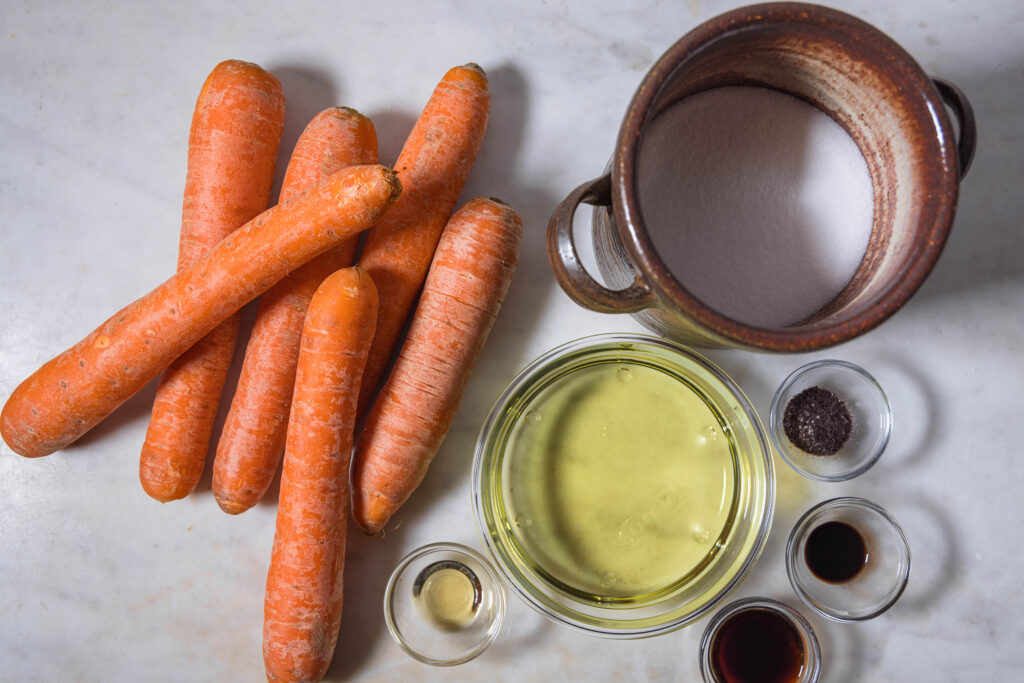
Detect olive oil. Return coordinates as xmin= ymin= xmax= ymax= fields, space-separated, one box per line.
xmin=412 ymin=561 xmax=481 ymax=631
xmin=502 ymin=360 xmax=738 ymax=601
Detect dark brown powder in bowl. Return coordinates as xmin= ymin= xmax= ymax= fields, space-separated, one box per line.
xmin=783 ymin=386 xmax=853 ymax=456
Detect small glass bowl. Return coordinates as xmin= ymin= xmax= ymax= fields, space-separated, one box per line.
xmin=384 ymin=542 xmax=506 ymax=666
xmin=699 ymin=597 xmax=821 ymax=683
xmin=786 ymin=497 xmax=911 ymax=622
xmin=769 ymin=359 xmax=891 ymax=481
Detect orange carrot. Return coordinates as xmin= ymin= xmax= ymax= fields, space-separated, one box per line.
xmin=139 ymin=59 xmax=286 ymax=503
xmin=0 ymin=165 xmax=401 ymax=459
xmin=352 ymin=198 xmax=521 ymax=535
xmin=356 ymin=63 xmax=489 ymax=419
xmin=213 ymin=107 xmax=378 ymax=514
xmin=263 ymin=267 xmax=377 ymax=683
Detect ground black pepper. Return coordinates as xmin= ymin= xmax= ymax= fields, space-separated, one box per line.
xmin=782 ymin=386 xmax=852 ymax=456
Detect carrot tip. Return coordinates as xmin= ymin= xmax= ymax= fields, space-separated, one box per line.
xmin=353 ymin=488 xmax=394 ymax=536
xmin=488 ymin=196 xmax=510 ymax=206
xmin=358 ymin=520 xmax=384 ymax=537
xmin=462 ymin=62 xmax=486 ymax=75
xmin=383 ymin=166 xmax=403 ymax=201
xmin=216 ymin=58 xmax=259 ymax=70
xmin=330 ymin=105 xmax=364 ymax=118
xmin=214 ymin=495 xmax=249 ymax=515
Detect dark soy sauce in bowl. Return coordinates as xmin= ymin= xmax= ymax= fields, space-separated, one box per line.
xmin=804 ymin=521 xmax=867 ymax=583
xmin=711 ymin=608 xmax=805 ymax=683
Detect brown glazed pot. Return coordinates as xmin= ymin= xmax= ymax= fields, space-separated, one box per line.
xmin=547 ymin=2 xmax=976 ymax=351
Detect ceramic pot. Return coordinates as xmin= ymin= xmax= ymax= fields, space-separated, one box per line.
xmin=547 ymin=2 xmax=976 ymax=351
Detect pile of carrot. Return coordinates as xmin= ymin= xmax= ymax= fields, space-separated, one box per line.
xmin=0 ymin=58 xmax=521 ymax=681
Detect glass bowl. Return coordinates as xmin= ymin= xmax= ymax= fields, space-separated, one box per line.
xmin=472 ymin=333 xmax=775 ymax=638
xmin=769 ymin=359 xmax=891 ymax=481
xmin=699 ymin=597 xmax=821 ymax=683
xmin=384 ymin=542 xmax=506 ymax=665
xmin=786 ymin=497 xmax=911 ymax=622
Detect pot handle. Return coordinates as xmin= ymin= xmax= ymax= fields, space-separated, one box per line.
xmin=547 ymin=173 xmax=656 ymax=314
xmin=931 ymin=77 xmax=977 ymax=180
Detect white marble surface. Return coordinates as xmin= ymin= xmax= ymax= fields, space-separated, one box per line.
xmin=1 ymin=1 xmax=1021 ymax=681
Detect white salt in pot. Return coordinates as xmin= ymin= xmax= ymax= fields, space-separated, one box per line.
xmin=547 ymin=2 xmax=976 ymax=352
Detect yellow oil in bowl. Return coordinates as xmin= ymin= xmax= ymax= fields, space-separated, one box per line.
xmin=473 ymin=334 xmax=774 ymax=637
xmin=505 ymin=360 xmax=737 ymax=600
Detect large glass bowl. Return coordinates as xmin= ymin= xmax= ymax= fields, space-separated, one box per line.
xmin=472 ymin=334 xmax=775 ymax=637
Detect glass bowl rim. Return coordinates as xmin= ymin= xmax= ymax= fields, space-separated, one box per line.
xmin=383 ymin=541 xmax=507 ymax=666
xmin=785 ymin=496 xmax=912 ymax=623
xmin=768 ymin=358 xmax=892 ymax=482
xmin=471 ymin=332 xmax=776 ymax=638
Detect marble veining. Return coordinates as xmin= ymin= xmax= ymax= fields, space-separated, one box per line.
xmin=1 ymin=1 xmax=1022 ymax=680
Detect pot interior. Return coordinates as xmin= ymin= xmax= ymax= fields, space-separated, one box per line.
xmin=619 ymin=6 xmax=957 ymax=347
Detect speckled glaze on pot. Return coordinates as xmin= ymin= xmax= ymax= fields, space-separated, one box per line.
xmin=547 ymin=2 xmax=976 ymax=352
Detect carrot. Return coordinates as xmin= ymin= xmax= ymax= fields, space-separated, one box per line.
xmin=351 ymin=198 xmax=521 ymax=535
xmin=213 ymin=107 xmax=378 ymax=514
xmin=263 ymin=267 xmax=377 ymax=683
xmin=0 ymin=164 xmax=401 ymax=459
xmin=139 ymin=59 xmax=286 ymax=503
xmin=356 ymin=63 xmax=490 ymax=419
